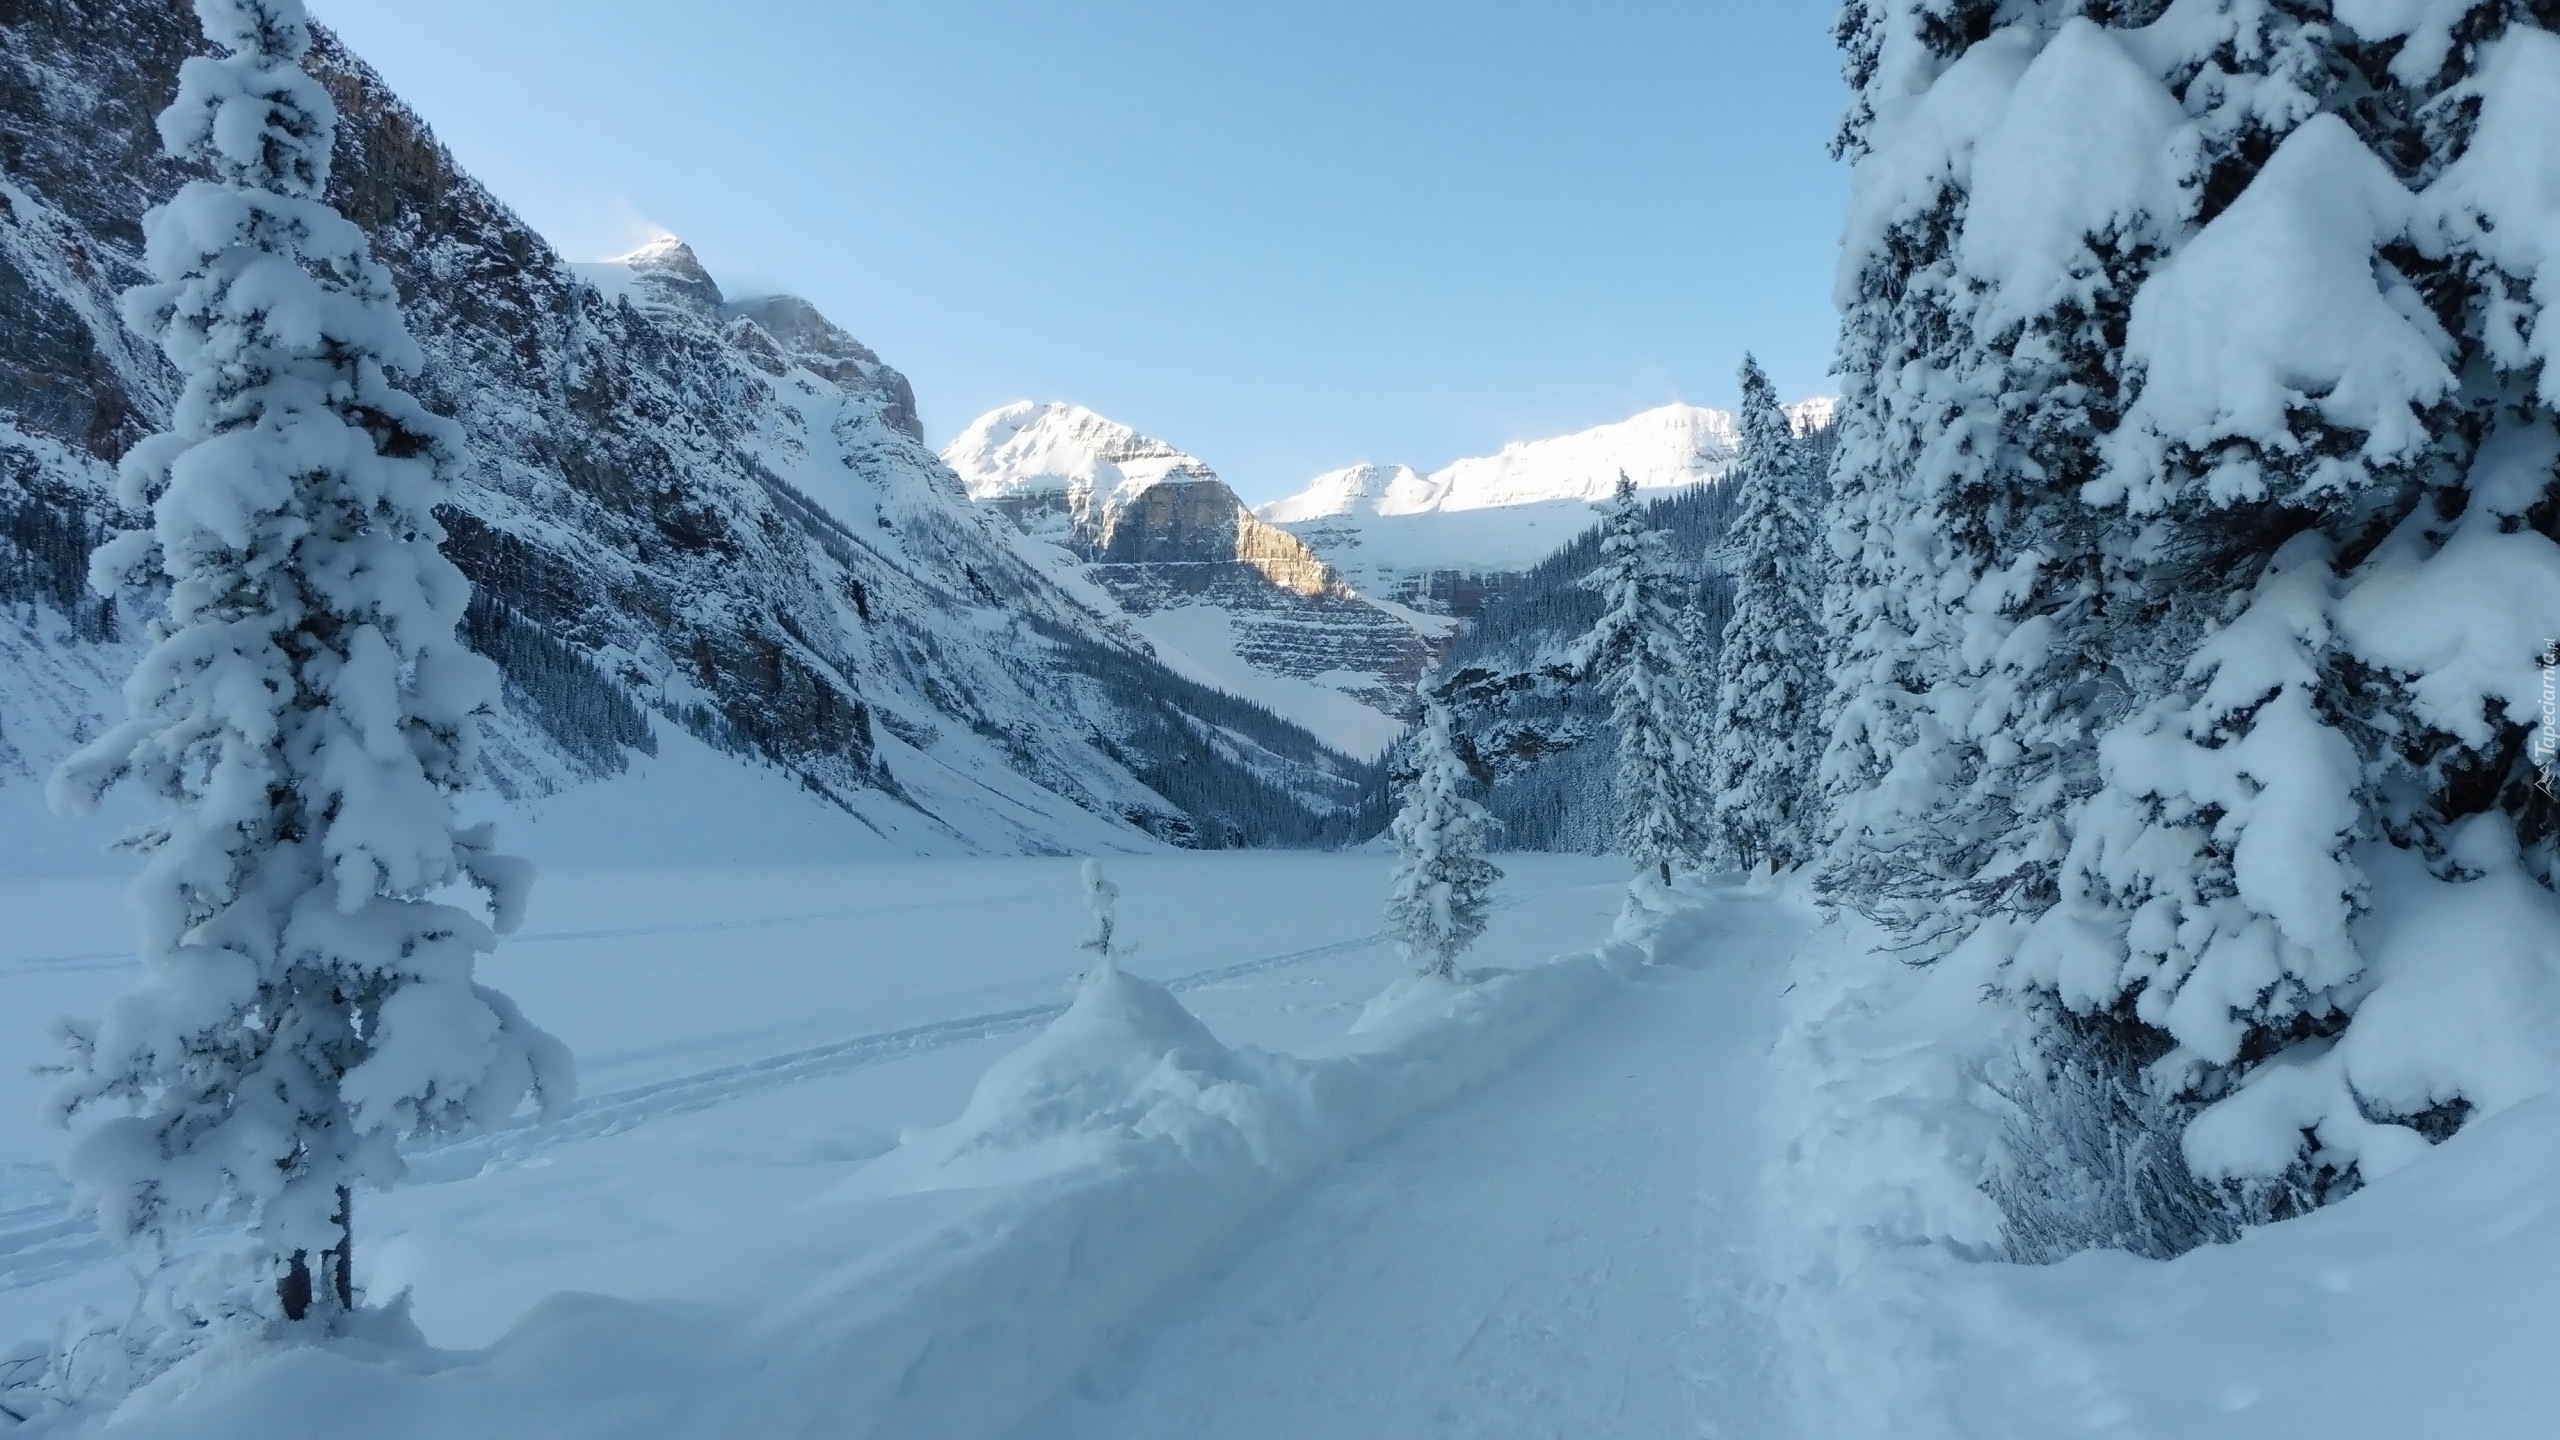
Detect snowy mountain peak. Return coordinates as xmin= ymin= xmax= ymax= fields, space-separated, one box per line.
xmin=1259 ymin=463 xmax=1435 ymax=523
xmin=574 ymin=235 xmax=725 ymax=318
xmin=1262 ymin=399 xmax=1839 ymax=529
xmin=565 ymin=241 xmax=925 ymax=441
xmin=1262 ymin=403 xmax=1741 ymax=525
xmin=615 ymin=233 xmax=708 ymax=274
xmin=723 ymin=293 xmax=922 ymax=440
xmin=944 ymin=401 xmax=1210 ymax=508
xmin=945 ymin=402 xmax=1441 ymax=755
xmin=1251 ymin=399 xmax=1828 ymax=595
xmin=1784 ymin=395 xmax=1837 ymax=434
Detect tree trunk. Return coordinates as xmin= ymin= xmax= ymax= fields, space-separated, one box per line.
xmin=278 ymin=1250 xmax=312 ymax=1321
xmin=277 ymin=1185 xmax=354 ymax=1320
xmin=329 ymin=1184 xmax=354 ymax=1311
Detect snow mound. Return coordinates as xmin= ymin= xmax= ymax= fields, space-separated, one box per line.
xmin=895 ymin=963 xmax=1264 ymax=1174
xmin=46 ymin=915 xmax=1618 ymax=1439
xmin=1763 ymin=866 xmax=2560 ymax=1439
xmin=1347 ymin=970 xmax=1471 ymax=1036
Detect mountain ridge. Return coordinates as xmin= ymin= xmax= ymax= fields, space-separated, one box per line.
xmin=944 ymin=402 xmax=1442 ymax=757
xmin=0 ymin=2 xmax=1374 ymax=858
xmin=1259 ymin=399 xmax=1837 ymax=601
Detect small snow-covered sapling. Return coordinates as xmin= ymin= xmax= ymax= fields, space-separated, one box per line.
xmin=1079 ymin=858 xmax=1128 ymax=980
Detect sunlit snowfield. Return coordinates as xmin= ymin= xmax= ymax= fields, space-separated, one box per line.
xmin=8 ymin=850 xmax=2560 ymax=1438
xmin=0 ymin=853 xmax=1628 ymax=1352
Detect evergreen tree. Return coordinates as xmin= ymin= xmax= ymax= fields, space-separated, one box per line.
xmin=1383 ymin=691 xmax=1502 ymax=979
xmin=1827 ymin=1 xmax=2560 ymax=1234
xmin=1580 ymin=473 xmax=1705 ymax=885
xmin=1816 ymin=4 xmax=2165 ymax=940
xmin=1706 ymin=355 xmax=1827 ymax=874
xmin=2021 ymin=3 xmax=2560 ymax=1211
xmin=46 ymin=0 xmax=570 ymax=1326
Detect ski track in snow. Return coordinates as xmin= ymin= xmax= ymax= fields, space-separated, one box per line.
xmin=1013 ymin=893 xmax=1808 ymax=1440
xmin=0 ymin=918 xmax=1441 ymax=1296
xmin=0 ymin=888 xmax=1064 ymax=978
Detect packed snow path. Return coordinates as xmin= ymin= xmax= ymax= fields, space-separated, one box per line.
xmin=1018 ymin=892 xmax=1808 ymax=1440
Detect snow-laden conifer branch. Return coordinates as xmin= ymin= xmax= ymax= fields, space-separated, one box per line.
xmin=1581 ymin=473 xmax=1705 ymax=885
xmin=1383 ymin=689 xmax=1502 ymax=979
xmin=1706 ymin=355 xmax=1826 ymax=876
xmin=43 ymin=0 xmax=571 ymax=1332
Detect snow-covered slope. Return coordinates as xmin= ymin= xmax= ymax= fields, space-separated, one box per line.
xmin=1261 ymin=399 xmax=1836 ymax=600
xmin=0 ymin=852 xmax=1635 ymax=1434
xmin=0 ymin=8 xmax=1376 ymax=860
xmin=947 ymin=404 xmax=1444 ymax=757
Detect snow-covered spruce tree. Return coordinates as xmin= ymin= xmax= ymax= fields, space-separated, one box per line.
xmin=1706 ymin=355 xmax=1829 ymax=875
xmin=1815 ymin=5 xmax=2223 ymax=1253
xmin=2020 ymin=1 xmax=2560 ymax=1219
xmin=1674 ymin=594 xmax=1723 ymax=852
xmin=1818 ymin=2 xmax=2172 ymax=945
xmin=46 ymin=0 xmax=570 ymax=1327
xmin=1383 ymin=691 xmax=1502 ymax=979
xmin=1580 ymin=473 xmax=1705 ymax=886
xmin=1830 ymin=1 xmax=2560 ymax=1236
xmin=1814 ymin=0 xmax=1990 ymax=934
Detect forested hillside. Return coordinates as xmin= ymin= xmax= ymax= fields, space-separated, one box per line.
xmin=1431 ymin=423 xmax=1835 ymax=850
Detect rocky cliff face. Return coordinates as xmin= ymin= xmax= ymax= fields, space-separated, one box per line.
xmin=946 ymin=403 xmax=1441 ymax=756
xmin=0 ymin=0 xmax=1371 ymax=853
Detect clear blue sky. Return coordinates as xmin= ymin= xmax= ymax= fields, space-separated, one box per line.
xmin=316 ymin=2 xmax=1848 ymax=504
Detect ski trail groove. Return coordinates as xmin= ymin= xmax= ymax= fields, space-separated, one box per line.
xmin=0 ymin=928 xmax=1394 ymax=1293
xmin=0 ymin=890 xmax=1062 ymax=978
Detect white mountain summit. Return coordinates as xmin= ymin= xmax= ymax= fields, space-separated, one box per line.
xmin=1259 ymin=399 xmax=1836 ymax=599
xmin=945 ymin=403 xmax=1444 ymax=758
xmin=942 ymin=397 xmax=1834 ymax=755
xmin=944 ymin=401 xmax=1215 ymax=542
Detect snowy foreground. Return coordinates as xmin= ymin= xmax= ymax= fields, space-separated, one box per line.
xmin=3 ymin=854 xmax=2557 ymax=1437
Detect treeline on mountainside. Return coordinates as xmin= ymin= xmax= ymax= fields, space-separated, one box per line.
xmin=0 ymin=458 xmax=118 ymax=643
xmin=1423 ymin=422 xmax=1836 ymax=852
xmin=1040 ymin=623 xmax=1387 ymax=848
xmin=460 ymin=591 xmax=658 ymax=779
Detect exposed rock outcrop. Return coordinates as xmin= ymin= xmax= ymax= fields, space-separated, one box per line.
xmin=946 ymin=403 xmax=1443 ymax=755
xmin=0 ymin=1 xmax=1372 ymax=852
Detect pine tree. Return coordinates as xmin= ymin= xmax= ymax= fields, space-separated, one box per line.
xmin=1383 ymin=691 xmax=1502 ymax=979
xmin=1706 ymin=355 xmax=1827 ymax=874
xmin=46 ymin=0 xmax=570 ymax=1326
xmin=1811 ymin=0 xmax=1975 ymax=930
xmin=1828 ymin=1 xmax=2560 ymax=1234
xmin=1815 ymin=4 xmax=2161 ymax=939
xmin=1580 ymin=473 xmax=1704 ymax=885
xmin=2021 ymin=3 xmax=2560 ymax=1209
